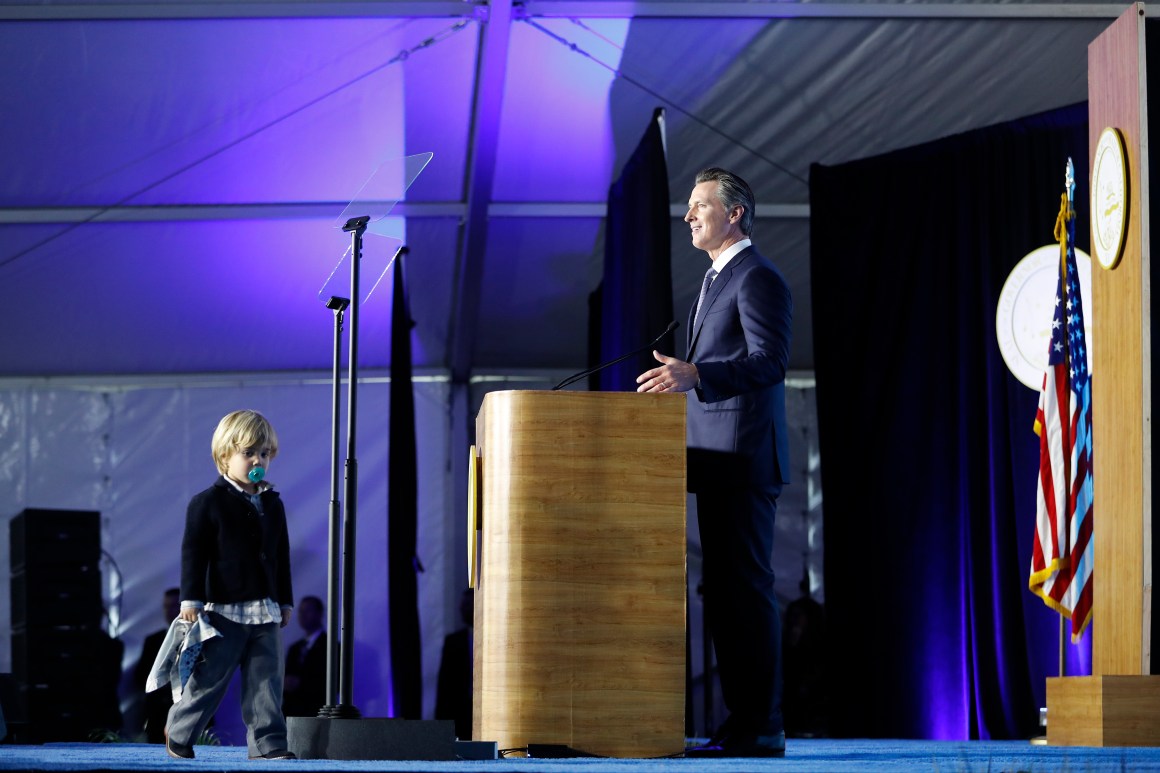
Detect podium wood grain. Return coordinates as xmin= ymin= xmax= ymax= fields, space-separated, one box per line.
xmin=1047 ymin=676 xmax=1160 ymax=746
xmin=472 ymin=390 xmax=686 ymax=758
xmin=1089 ymin=0 xmax=1150 ymax=678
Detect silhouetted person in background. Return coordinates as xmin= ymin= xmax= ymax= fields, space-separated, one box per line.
xmin=435 ymin=588 xmax=473 ymax=740
xmin=134 ymin=587 xmax=181 ymax=743
xmin=91 ymin=610 xmax=125 ymax=739
xmin=283 ymin=595 xmax=326 ymax=717
xmin=782 ymin=576 xmax=827 ymax=738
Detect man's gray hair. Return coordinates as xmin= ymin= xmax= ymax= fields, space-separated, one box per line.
xmin=695 ymin=167 xmax=755 ymax=237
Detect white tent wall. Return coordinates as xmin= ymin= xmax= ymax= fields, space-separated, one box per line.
xmin=0 ymin=373 xmax=453 ymax=742
xmin=0 ymin=371 xmax=821 ymax=740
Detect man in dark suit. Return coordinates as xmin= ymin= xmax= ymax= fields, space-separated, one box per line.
xmin=435 ymin=588 xmax=474 ymax=740
xmin=638 ymin=167 xmax=792 ymax=758
xmin=282 ymin=595 xmax=326 ymax=717
xmin=133 ymin=587 xmax=181 ymax=743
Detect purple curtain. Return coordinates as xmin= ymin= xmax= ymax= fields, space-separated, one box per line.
xmin=810 ymin=102 xmax=1092 ymax=740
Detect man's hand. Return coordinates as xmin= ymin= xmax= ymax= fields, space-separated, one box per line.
xmin=179 ymin=607 xmax=199 ymax=622
xmin=636 ymin=350 xmax=698 ymax=393
xmin=281 ymin=608 xmax=293 ymax=629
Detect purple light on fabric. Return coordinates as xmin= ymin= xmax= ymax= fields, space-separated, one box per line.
xmin=1067 ymin=628 xmax=1092 ymax=675
xmin=0 ymin=18 xmax=418 ymax=375
xmin=493 ymin=19 xmax=628 ymax=202
xmin=914 ymin=505 xmax=970 ymax=741
xmin=385 ymin=672 xmax=396 ymax=718
xmin=982 ymin=453 xmax=1022 ymax=742
xmin=926 ymin=627 xmax=969 ymax=739
xmin=409 ymin=335 xmax=427 ymax=367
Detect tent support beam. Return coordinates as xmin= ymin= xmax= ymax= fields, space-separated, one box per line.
xmin=525 ymin=2 xmax=1129 ymax=20
xmin=448 ymin=0 xmax=513 ymax=385
xmin=0 ymin=202 xmax=810 ymax=224
xmin=0 ymin=2 xmax=1127 ymax=21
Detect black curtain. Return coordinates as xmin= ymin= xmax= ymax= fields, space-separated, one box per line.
xmin=588 ymin=107 xmax=674 ymax=390
xmin=388 ymin=249 xmax=421 ymax=718
xmin=810 ymin=103 xmax=1090 ymax=740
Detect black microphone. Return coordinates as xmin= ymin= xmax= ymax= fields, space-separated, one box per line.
xmin=552 ymin=320 xmax=679 ymax=391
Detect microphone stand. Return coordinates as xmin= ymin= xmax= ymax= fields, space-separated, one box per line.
xmin=322 ymin=294 xmax=348 ymax=716
xmin=318 ymin=215 xmax=369 ymax=720
xmin=552 ymin=321 xmax=678 ymax=391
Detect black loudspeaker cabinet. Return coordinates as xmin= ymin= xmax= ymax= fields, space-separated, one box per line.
xmin=9 ymin=508 xmax=100 ymax=573
xmin=8 ymin=509 xmax=120 ymax=742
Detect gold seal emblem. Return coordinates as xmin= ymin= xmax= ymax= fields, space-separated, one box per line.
xmin=1091 ymin=127 xmax=1128 ymax=270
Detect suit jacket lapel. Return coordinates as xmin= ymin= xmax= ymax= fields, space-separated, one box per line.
xmin=687 ymin=247 xmax=753 ymax=358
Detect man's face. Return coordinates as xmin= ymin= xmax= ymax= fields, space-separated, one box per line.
xmin=685 ymin=180 xmax=740 ymax=255
xmin=299 ymin=599 xmax=323 ymax=633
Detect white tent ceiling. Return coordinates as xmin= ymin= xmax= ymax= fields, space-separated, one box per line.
xmin=0 ymin=1 xmax=1123 ymax=378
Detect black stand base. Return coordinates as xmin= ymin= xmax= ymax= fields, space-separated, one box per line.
xmin=316 ymin=703 xmax=361 ymax=719
xmin=287 ymin=717 xmax=456 ymax=760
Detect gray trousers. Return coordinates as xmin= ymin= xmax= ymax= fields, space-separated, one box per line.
xmin=166 ymin=611 xmax=287 ymax=756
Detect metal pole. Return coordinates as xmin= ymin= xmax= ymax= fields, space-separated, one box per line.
xmin=321 ymin=296 xmax=348 ymax=714
xmin=338 ymin=217 xmax=367 ymax=717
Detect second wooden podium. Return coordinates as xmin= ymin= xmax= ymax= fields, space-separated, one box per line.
xmin=469 ymin=390 xmax=686 ymax=758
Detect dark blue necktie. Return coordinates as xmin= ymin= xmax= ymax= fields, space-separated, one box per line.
xmin=693 ymin=267 xmax=717 ymax=328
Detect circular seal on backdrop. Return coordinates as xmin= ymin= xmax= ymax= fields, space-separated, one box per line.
xmin=996 ymin=244 xmax=1093 ymax=391
xmin=1091 ymin=127 xmax=1128 ymax=270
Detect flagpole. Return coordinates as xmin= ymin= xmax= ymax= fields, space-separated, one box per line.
xmin=1062 ymin=156 xmax=1076 ymax=682
xmin=1058 ymin=156 xmax=1074 ymax=684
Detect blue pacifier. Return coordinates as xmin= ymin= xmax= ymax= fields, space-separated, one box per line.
xmin=248 ymin=467 xmax=266 ymax=484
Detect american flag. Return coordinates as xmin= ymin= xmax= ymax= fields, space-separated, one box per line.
xmin=1029 ymin=184 xmax=1094 ymax=642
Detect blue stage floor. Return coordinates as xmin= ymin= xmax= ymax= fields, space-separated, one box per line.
xmin=2 ymin=740 xmax=1160 ymax=773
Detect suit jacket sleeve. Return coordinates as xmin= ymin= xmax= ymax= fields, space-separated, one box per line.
xmin=180 ymin=491 xmax=213 ymax=603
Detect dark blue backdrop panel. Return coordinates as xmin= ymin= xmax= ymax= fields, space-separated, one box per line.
xmin=810 ymin=103 xmax=1090 ymax=740
xmin=389 ymin=251 xmax=421 ymax=718
xmin=591 ymin=107 xmax=674 ymax=391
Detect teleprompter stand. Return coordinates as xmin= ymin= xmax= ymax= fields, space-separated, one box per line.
xmin=288 ymin=154 xmax=467 ymax=760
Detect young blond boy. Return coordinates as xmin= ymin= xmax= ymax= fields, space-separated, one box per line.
xmin=166 ymin=409 xmax=296 ymax=760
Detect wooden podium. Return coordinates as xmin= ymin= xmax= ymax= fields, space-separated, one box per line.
xmin=469 ymin=390 xmax=686 ymax=757
xmin=1046 ymin=2 xmax=1160 ymax=746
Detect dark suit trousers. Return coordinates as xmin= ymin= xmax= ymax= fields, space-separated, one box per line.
xmin=697 ymin=482 xmax=784 ymax=735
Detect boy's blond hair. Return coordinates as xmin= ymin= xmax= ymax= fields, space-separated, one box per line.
xmin=211 ymin=410 xmax=279 ymax=475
